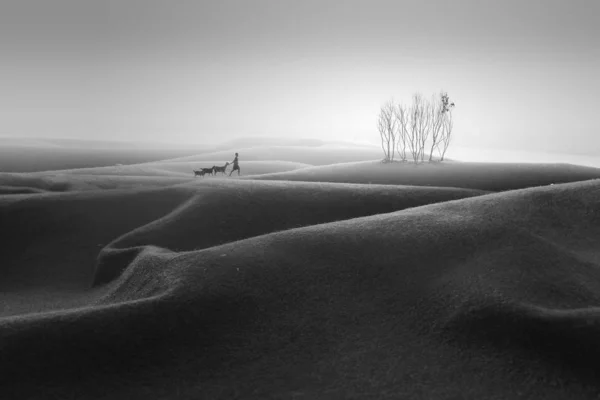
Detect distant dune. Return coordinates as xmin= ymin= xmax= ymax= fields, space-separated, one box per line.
xmin=2 ymin=178 xmax=600 ymax=399
xmin=209 ymin=135 xmax=380 ymax=151
xmin=160 ymin=144 xmax=385 ymax=166
xmin=0 ymin=137 xmax=175 ymax=150
xmin=0 ymin=136 xmax=379 ymax=172
xmin=0 ymin=172 xmax=191 ymax=192
xmin=248 ymin=160 xmax=600 ymax=191
xmin=0 ymin=137 xmax=211 ymax=173
xmin=0 ymin=160 xmax=313 ymax=193
xmin=49 ymin=160 xmax=313 ymax=177
xmin=207 ymin=135 xmax=326 ymax=150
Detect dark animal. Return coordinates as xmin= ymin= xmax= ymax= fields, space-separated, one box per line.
xmin=212 ymin=162 xmax=230 ymax=175
xmin=193 ymin=167 xmax=215 ymax=177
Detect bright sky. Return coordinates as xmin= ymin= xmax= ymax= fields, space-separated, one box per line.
xmin=0 ymin=0 xmax=598 ymax=154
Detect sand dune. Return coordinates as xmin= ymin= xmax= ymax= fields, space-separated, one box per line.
xmin=0 ymin=180 xmax=483 ymax=295
xmin=207 ymin=136 xmax=328 ymax=150
xmin=0 ymin=185 xmax=47 ymax=195
xmin=0 ymin=161 xmax=313 ymax=193
xmin=248 ymin=160 xmax=600 ymax=191
xmin=159 ymin=144 xmax=385 ymax=166
xmin=0 ymin=137 xmax=211 ymax=173
xmin=0 ymin=172 xmax=73 ymax=192
xmin=0 ymin=137 xmax=383 ymax=173
xmin=2 ymin=173 xmax=600 ymax=398
xmin=49 ymin=160 xmax=313 ymax=177
xmin=0 ymin=186 xmax=196 ymax=293
xmin=92 ymin=180 xmax=487 ymax=286
xmin=208 ymin=136 xmax=382 ymax=152
xmin=0 ymin=172 xmax=190 ymax=192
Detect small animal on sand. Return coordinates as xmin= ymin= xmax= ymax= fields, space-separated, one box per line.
xmin=213 ymin=162 xmax=230 ymax=175
xmin=193 ymin=167 xmax=215 ymax=177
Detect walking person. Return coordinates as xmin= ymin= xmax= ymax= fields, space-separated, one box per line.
xmin=228 ymin=152 xmax=241 ymax=176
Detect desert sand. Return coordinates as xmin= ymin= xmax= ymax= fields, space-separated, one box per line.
xmin=2 ymin=140 xmax=600 ymax=399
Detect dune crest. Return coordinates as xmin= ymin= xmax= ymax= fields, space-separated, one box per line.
xmin=248 ymin=160 xmax=600 ymax=191
xmin=92 ymin=179 xmax=486 ymax=286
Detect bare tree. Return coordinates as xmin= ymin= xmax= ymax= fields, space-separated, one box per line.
xmin=377 ymin=90 xmax=455 ymax=164
xmin=406 ymin=98 xmax=420 ymax=164
xmin=377 ymin=108 xmax=391 ymax=162
xmin=437 ymin=93 xmax=455 ymax=161
xmin=427 ymin=92 xmax=446 ymax=162
xmin=408 ymin=93 xmax=431 ymax=163
xmin=395 ymin=103 xmax=409 ymax=161
xmin=377 ymin=100 xmax=397 ymax=162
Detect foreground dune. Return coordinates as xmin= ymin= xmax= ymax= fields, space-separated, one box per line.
xmin=248 ymin=160 xmax=600 ymax=191
xmin=0 ymin=180 xmax=484 ymax=295
xmin=2 ymin=176 xmax=600 ymax=399
xmin=0 ymin=185 xmax=47 ymax=195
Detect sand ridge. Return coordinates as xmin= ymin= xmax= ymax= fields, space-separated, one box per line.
xmin=248 ymin=160 xmax=600 ymax=191
xmin=2 ymin=176 xmax=600 ymax=398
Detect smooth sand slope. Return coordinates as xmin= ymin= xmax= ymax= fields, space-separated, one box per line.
xmin=9 ymin=156 xmax=596 ymax=195
xmin=249 ymin=160 xmax=600 ymax=191
xmin=0 ymin=180 xmax=484 ymax=297
xmin=206 ymin=136 xmax=376 ymax=152
xmin=0 ymin=171 xmax=193 ymax=193
xmin=0 ymin=185 xmax=47 ymax=195
xmin=0 ymin=137 xmax=211 ymax=173
xmin=48 ymin=160 xmax=313 ymax=177
xmin=0 ymin=161 xmax=312 ymax=193
xmin=2 ymin=173 xmax=600 ymax=399
xmin=160 ymin=144 xmax=385 ymax=166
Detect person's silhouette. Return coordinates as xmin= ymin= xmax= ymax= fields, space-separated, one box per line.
xmin=229 ymin=152 xmax=241 ymax=176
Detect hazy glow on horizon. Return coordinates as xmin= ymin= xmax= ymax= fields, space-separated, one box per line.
xmin=0 ymin=0 xmax=598 ymax=154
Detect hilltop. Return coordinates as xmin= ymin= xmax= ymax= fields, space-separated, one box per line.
xmin=248 ymin=160 xmax=600 ymax=191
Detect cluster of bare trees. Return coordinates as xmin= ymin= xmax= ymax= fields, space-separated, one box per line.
xmin=377 ymin=91 xmax=455 ymax=163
